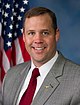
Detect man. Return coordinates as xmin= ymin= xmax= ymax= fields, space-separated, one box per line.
xmin=1 ymin=7 xmax=80 ymax=105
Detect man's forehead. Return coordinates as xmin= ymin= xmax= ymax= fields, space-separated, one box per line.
xmin=25 ymin=13 xmax=51 ymax=21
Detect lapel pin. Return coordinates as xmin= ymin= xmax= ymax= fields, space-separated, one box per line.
xmin=45 ymin=85 xmax=49 ymax=89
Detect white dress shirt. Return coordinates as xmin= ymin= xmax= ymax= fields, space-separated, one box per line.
xmin=17 ymin=51 xmax=58 ymax=105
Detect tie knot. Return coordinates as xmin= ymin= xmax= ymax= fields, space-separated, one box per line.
xmin=32 ymin=68 xmax=40 ymax=78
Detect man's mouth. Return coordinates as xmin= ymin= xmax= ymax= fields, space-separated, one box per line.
xmin=35 ymin=47 xmax=45 ymax=50
xmin=32 ymin=47 xmax=46 ymax=51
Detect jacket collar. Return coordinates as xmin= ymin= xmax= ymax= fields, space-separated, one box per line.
xmin=13 ymin=52 xmax=66 ymax=105
xmin=32 ymin=52 xmax=66 ymax=105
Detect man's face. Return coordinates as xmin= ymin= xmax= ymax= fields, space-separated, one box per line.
xmin=23 ymin=13 xmax=60 ymax=67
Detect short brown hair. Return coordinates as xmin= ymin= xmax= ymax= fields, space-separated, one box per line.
xmin=23 ymin=7 xmax=57 ymax=31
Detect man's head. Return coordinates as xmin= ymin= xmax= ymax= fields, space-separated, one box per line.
xmin=23 ymin=7 xmax=57 ymax=32
xmin=23 ymin=7 xmax=60 ymax=67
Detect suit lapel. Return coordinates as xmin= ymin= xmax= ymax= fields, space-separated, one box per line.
xmin=32 ymin=71 xmax=60 ymax=105
xmin=32 ymin=53 xmax=66 ymax=105
xmin=10 ymin=52 xmax=66 ymax=105
xmin=11 ymin=62 xmax=31 ymax=105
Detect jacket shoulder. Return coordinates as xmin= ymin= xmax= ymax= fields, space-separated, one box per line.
xmin=8 ymin=61 xmax=30 ymax=73
xmin=3 ymin=61 xmax=31 ymax=84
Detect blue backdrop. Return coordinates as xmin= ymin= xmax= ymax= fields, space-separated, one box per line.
xmin=29 ymin=0 xmax=80 ymax=64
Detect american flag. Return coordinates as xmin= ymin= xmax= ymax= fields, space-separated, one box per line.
xmin=0 ymin=0 xmax=30 ymax=82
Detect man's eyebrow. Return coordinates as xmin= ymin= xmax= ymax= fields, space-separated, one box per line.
xmin=40 ymin=29 xmax=50 ymax=31
xmin=40 ymin=29 xmax=51 ymax=32
xmin=26 ymin=29 xmax=50 ymax=32
xmin=26 ymin=30 xmax=35 ymax=32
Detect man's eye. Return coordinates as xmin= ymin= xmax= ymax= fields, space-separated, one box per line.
xmin=27 ymin=32 xmax=35 ymax=35
xmin=42 ymin=31 xmax=49 ymax=36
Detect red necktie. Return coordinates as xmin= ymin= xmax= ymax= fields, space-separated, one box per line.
xmin=19 ymin=68 xmax=40 ymax=105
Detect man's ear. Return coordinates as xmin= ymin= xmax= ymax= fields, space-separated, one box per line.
xmin=23 ymin=33 xmax=25 ymax=42
xmin=56 ymin=28 xmax=60 ymax=42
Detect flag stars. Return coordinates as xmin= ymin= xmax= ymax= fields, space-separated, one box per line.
xmin=8 ymin=33 xmax=12 ymax=38
xmin=14 ymin=32 xmax=17 ymax=37
xmin=4 ymin=12 xmax=9 ymax=17
xmin=1 ymin=18 xmax=3 ymax=23
xmin=2 ymin=10 xmax=4 ymax=15
xmin=21 ymin=28 xmax=23 ymax=33
xmin=15 ymin=3 xmax=18 ymax=8
xmin=23 ymin=0 xmax=28 ymax=4
xmin=16 ymin=24 xmax=18 ymax=28
xmin=9 ymin=24 xmax=13 ymax=29
xmin=4 ymin=22 xmax=7 ymax=26
xmin=13 ymin=12 xmax=17 ymax=16
xmin=6 ymin=41 xmax=11 ymax=47
xmin=1 ymin=0 xmax=29 ymax=50
xmin=20 ymin=7 xmax=25 ymax=12
xmin=12 ymin=8 xmax=14 ymax=12
xmin=5 ymin=3 xmax=10 ymax=9
xmin=18 ymin=15 xmax=22 ymax=20
xmin=11 ymin=16 xmax=13 ymax=21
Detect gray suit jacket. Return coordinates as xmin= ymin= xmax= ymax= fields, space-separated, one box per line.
xmin=1 ymin=52 xmax=80 ymax=105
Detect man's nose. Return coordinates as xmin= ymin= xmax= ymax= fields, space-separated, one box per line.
xmin=34 ymin=33 xmax=43 ymax=44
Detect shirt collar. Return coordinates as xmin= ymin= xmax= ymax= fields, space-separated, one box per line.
xmin=31 ymin=51 xmax=58 ymax=76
